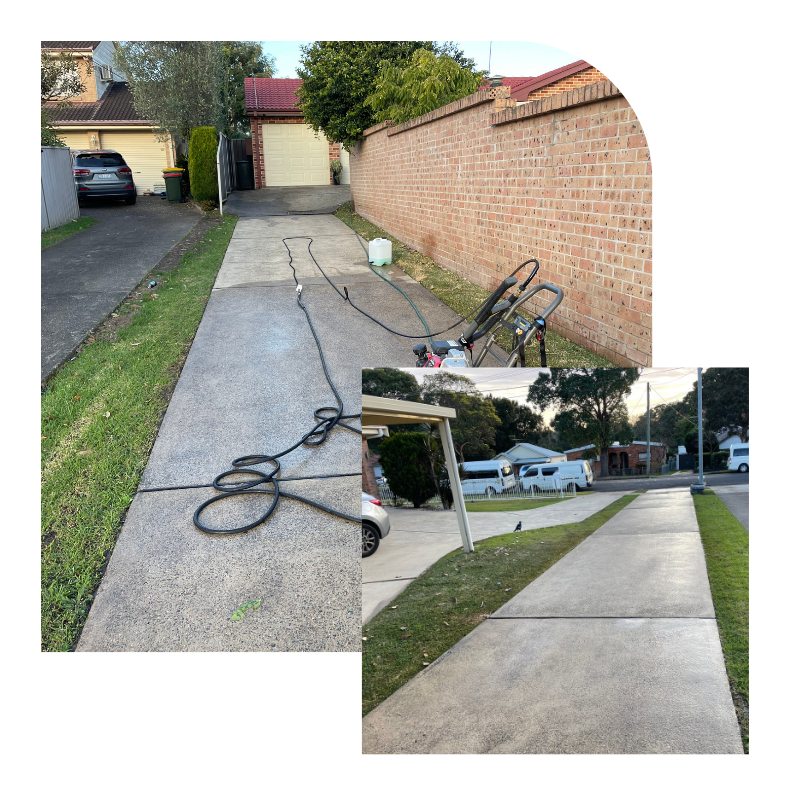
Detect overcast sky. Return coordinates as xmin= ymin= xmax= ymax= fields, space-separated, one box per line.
xmin=399 ymin=368 xmax=704 ymax=425
xmin=262 ymin=41 xmax=580 ymax=79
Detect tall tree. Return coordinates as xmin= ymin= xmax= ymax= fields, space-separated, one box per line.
xmin=41 ymin=48 xmax=91 ymax=146
xmin=528 ymin=368 xmax=640 ymax=477
xmin=296 ymin=41 xmax=476 ymax=148
xmin=701 ymin=368 xmax=749 ymax=443
xmin=489 ymin=396 xmax=545 ymax=454
xmin=367 ymin=48 xmax=484 ymax=125
xmin=362 ymin=367 xmax=420 ymax=400
xmin=114 ymin=41 xmax=225 ymax=141
xmin=221 ymin=41 xmax=276 ymax=137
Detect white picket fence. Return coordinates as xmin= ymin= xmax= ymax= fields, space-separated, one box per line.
xmin=41 ymin=146 xmax=80 ymax=231
xmin=378 ymin=478 xmax=576 ymax=507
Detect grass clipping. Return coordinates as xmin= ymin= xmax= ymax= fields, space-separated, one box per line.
xmin=335 ymin=203 xmax=613 ymax=368
xmin=362 ymin=494 xmax=637 ymax=716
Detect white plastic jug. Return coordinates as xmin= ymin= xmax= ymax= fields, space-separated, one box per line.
xmin=369 ymin=238 xmax=392 ymax=266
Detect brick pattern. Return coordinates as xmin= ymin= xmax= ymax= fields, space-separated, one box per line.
xmin=362 ymin=440 xmax=379 ymax=496
xmin=526 ymin=67 xmax=608 ymax=101
xmin=567 ymin=443 xmax=666 ymax=476
xmin=350 ymin=82 xmax=652 ymax=366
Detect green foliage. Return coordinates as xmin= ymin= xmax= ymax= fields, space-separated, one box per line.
xmin=528 ymin=368 xmax=640 ymax=476
xmin=41 ymin=47 xmax=91 ymax=145
xmin=189 ymin=126 xmax=219 ymax=202
xmin=489 ymin=396 xmax=545 ymax=454
xmin=701 ymin=368 xmax=749 ymax=442
xmin=367 ymin=48 xmax=484 ymax=125
xmin=114 ymin=41 xmax=225 ymax=140
xmin=362 ymin=367 xmax=419 ymax=400
xmin=41 ymin=107 xmax=66 ymax=146
xmin=231 ymin=599 xmax=261 ymax=621
xmin=379 ymin=432 xmax=438 ymax=508
xmin=222 ymin=41 xmax=276 ymax=136
xmin=297 ymin=42 xmax=475 ymax=148
xmin=329 ymin=158 xmax=342 ymax=176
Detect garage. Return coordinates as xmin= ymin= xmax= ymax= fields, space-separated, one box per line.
xmin=262 ymin=123 xmax=330 ymax=186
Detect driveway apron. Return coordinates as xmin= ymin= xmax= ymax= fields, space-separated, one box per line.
xmin=713 ymin=484 xmax=749 ymax=531
xmin=41 ymin=197 xmax=201 ymax=381
xmin=362 ymin=489 xmax=743 ymax=753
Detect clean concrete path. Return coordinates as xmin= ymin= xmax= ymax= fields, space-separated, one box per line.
xmin=362 ymin=493 xmax=629 ymax=623
xmin=362 ymin=488 xmax=743 ymax=753
xmin=41 ymin=196 xmax=201 ymax=381
xmin=714 ymin=484 xmax=749 ymax=531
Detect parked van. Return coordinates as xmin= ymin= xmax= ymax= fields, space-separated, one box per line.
xmin=520 ymin=461 xmax=594 ymax=492
xmin=460 ymin=459 xmax=517 ymax=496
xmin=727 ymin=443 xmax=749 ymax=473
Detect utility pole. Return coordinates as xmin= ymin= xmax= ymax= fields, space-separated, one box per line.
xmin=691 ymin=367 xmax=705 ymax=494
xmin=646 ymin=381 xmax=651 ymax=478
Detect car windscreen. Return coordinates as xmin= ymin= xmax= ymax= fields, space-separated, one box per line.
xmin=463 ymin=469 xmax=499 ymax=480
xmin=75 ymin=154 xmax=125 ymax=167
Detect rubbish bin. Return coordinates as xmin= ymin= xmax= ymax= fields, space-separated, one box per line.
xmin=163 ymin=170 xmax=184 ymax=203
xmin=236 ymin=160 xmax=255 ymax=190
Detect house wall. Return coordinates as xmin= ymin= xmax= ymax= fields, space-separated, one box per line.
xmin=362 ymin=439 xmax=380 ymax=496
xmin=526 ymin=67 xmax=608 ymax=101
xmin=566 ymin=443 xmax=666 ymax=475
xmin=349 ymin=82 xmax=652 ymax=367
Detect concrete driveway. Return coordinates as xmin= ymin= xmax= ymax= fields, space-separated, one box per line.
xmin=41 ymin=196 xmax=201 ymax=381
xmin=713 ymin=484 xmax=749 ymax=530
xmin=362 ymin=493 xmax=629 ymax=623
xmin=224 ymin=186 xmax=352 ymax=217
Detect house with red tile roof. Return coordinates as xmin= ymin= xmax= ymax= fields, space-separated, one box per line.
xmin=42 ymin=41 xmax=176 ymax=195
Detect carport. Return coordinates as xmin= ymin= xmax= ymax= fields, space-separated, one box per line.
xmin=361 ymin=395 xmax=473 ymax=553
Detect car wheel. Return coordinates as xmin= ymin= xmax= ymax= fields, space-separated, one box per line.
xmin=362 ymin=522 xmax=380 ymax=557
xmin=738 ymin=464 xmax=748 ymax=473
xmin=486 ymin=487 xmax=497 ymax=497
xmin=566 ymin=483 xmax=577 ymax=493
xmin=125 ymin=194 xmax=137 ymax=205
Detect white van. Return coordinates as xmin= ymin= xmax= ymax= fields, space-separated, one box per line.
xmin=460 ymin=459 xmax=517 ymax=496
xmin=727 ymin=443 xmax=749 ymax=473
xmin=520 ymin=461 xmax=594 ymax=492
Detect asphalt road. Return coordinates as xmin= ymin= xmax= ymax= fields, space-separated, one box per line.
xmin=41 ymin=196 xmax=201 ymax=381
xmin=589 ymin=472 xmax=749 ymax=492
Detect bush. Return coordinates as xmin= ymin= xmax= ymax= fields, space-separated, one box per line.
xmin=188 ymin=126 xmax=218 ymax=201
xmin=379 ymin=432 xmax=437 ymax=508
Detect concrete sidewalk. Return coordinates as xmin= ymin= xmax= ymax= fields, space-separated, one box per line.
xmin=362 ymin=489 xmax=743 ymax=753
xmin=362 ymin=493 xmax=629 ymax=623
xmin=713 ymin=484 xmax=749 ymax=531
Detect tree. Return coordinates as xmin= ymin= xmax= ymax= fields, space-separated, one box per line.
xmin=701 ymin=368 xmax=749 ymax=443
xmin=362 ymin=367 xmax=420 ymax=400
xmin=41 ymin=48 xmax=91 ymax=146
xmin=114 ymin=41 xmax=225 ymax=141
xmin=296 ymin=41 xmax=477 ymax=148
xmin=632 ymin=400 xmax=692 ymax=450
xmin=367 ymin=48 xmax=484 ymax=125
xmin=188 ymin=127 xmax=218 ymax=201
xmin=528 ymin=368 xmax=640 ymax=477
xmin=489 ymin=396 xmax=545 ymax=454
xmin=379 ymin=433 xmax=438 ymax=508
xmin=221 ymin=42 xmax=276 ymax=137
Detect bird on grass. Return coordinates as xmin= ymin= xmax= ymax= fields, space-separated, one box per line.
xmin=514 ymin=521 xmax=522 ymax=532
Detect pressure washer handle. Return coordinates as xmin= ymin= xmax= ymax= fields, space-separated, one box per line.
xmin=462 ymin=276 xmax=518 ymax=341
xmin=537 ymin=283 xmax=564 ymax=320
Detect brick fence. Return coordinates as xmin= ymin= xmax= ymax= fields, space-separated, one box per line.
xmin=349 ymin=81 xmax=652 ymax=366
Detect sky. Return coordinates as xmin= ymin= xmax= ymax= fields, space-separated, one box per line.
xmin=398 ymin=368 xmax=704 ymax=426
xmin=261 ymin=41 xmax=580 ymax=79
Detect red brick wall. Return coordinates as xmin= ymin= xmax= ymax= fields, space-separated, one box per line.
xmin=250 ymin=114 xmax=337 ymax=188
xmin=362 ymin=439 xmax=379 ymax=495
xmin=567 ymin=443 xmax=666 ymax=475
xmin=349 ymin=81 xmax=652 ymax=366
xmin=526 ymin=67 xmax=608 ymax=101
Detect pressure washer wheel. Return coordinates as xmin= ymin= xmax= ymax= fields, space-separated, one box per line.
xmin=362 ymin=522 xmax=380 ymax=557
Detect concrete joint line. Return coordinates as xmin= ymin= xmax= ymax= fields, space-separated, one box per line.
xmin=362 ymin=577 xmax=417 ymax=585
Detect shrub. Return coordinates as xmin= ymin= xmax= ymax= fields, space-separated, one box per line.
xmin=188 ymin=126 xmax=218 ymax=201
xmin=379 ymin=432 xmax=437 ymax=508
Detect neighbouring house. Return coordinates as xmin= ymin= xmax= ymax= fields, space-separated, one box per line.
xmin=482 ymin=61 xmax=607 ymax=102
xmin=717 ymin=427 xmax=749 ymax=450
xmin=42 ymin=41 xmax=176 ymax=196
xmin=245 ymin=77 xmax=347 ymax=189
xmin=565 ymin=442 xmax=667 ymax=476
xmin=495 ymin=442 xmax=567 ymax=475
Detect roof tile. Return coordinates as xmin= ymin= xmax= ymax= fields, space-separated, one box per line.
xmin=245 ymin=77 xmax=303 ymax=113
xmin=46 ymin=83 xmax=149 ymax=124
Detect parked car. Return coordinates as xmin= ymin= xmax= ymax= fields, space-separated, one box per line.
xmin=727 ymin=443 xmax=749 ymax=472
xmin=460 ymin=458 xmax=517 ymax=496
xmin=362 ymin=491 xmax=390 ymax=557
xmin=520 ymin=461 xmax=594 ymax=492
xmin=72 ymin=150 xmax=136 ymax=204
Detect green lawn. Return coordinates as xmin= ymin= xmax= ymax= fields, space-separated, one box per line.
xmin=362 ymin=494 xmax=637 ymax=716
xmin=693 ymin=492 xmax=749 ymax=752
xmin=42 ymin=216 xmax=97 ymax=249
xmin=464 ymin=497 xmax=569 ymax=512
xmin=335 ymin=203 xmax=613 ymax=368
xmin=41 ymin=215 xmax=237 ymax=652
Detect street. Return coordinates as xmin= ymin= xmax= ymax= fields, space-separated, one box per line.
xmin=590 ymin=472 xmax=749 ymax=492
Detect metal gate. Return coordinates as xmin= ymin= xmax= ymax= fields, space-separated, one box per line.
xmin=216 ymin=133 xmax=235 ymax=213
xmin=41 ymin=146 xmax=80 ymax=231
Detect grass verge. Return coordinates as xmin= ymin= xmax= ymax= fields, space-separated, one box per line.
xmin=41 ymin=215 xmax=237 ymax=652
xmin=693 ymin=492 xmax=749 ymax=752
xmin=42 ymin=216 xmax=97 ymax=249
xmin=464 ymin=497 xmax=568 ymax=513
xmin=335 ymin=203 xmax=613 ymax=368
xmin=362 ymin=493 xmax=637 ymax=716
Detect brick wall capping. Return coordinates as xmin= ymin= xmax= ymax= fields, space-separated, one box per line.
xmin=362 ymin=119 xmax=395 ymax=137
xmin=363 ymin=87 xmax=511 ymax=139
xmin=491 ymin=80 xmax=621 ymax=127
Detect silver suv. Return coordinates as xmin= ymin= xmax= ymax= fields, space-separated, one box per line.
xmin=362 ymin=491 xmax=390 ymax=557
xmin=73 ymin=150 xmax=136 ymax=204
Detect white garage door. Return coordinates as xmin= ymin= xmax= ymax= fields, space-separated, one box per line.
xmin=262 ymin=123 xmax=330 ymax=186
xmin=99 ymin=132 xmax=171 ymax=194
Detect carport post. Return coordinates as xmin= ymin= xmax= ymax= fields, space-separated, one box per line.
xmin=438 ymin=419 xmax=473 ymax=554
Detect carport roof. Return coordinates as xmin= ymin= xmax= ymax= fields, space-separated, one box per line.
xmin=362 ymin=395 xmax=456 ymax=428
